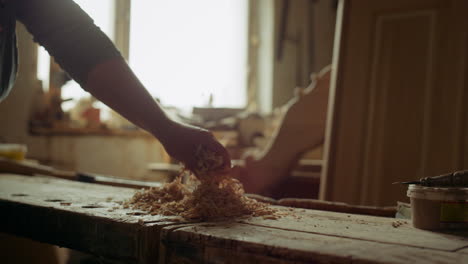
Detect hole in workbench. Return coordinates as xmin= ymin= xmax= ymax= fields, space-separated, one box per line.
xmin=126 ymin=212 xmax=145 ymax=216
xmin=82 ymin=205 xmax=104 ymax=209
xmin=11 ymin=193 xmax=28 ymax=197
xmin=45 ymin=199 xmax=64 ymax=202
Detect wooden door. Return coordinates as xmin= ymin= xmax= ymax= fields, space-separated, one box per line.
xmin=320 ymin=0 xmax=468 ymax=206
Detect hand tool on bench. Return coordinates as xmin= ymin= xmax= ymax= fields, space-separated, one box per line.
xmin=393 ymin=170 xmax=468 ymax=187
xmin=0 ymin=157 xmax=162 ymax=189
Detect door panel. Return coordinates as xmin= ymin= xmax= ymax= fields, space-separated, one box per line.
xmin=321 ymin=0 xmax=468 ymax=206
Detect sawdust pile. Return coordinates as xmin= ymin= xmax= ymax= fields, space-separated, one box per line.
xmin=125 ymin=146 xmax=278 ymax=220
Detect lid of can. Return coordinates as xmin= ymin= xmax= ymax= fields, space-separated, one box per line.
xmin=407 ymin=184 xmax=468 ymax=201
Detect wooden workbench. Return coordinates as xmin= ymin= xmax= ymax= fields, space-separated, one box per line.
xmin=0 ymin=174 xmax=467 ymax=264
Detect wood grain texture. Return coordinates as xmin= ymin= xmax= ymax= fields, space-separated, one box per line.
xmin=0 ymin=174 xmax=183 ymax=264
xmin=241 ymin=207 xmax=468 ymax=251
xmin=459 ymin=247 xmax=468 ymax=255
xmin=160 ymin=222 xmax=468 ymax=264
xmin=1 ymin=174 xmax=467 ymax=264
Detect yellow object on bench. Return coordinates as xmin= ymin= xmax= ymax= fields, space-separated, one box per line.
xmin=0 ymin=144 xmax=27 ymax=161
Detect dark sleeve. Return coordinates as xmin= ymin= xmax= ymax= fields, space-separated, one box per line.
xmin=14 ymin=0 xmax=122 ymax=87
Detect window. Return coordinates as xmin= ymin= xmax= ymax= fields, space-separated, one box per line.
xmin=129 ymin=0 xmax=248 ymax=112
xmin=37 ymin=46 xmax=50 ymax=91
xmin=37 ymin=0 xmax=115 ymax=114
xmin=36 ymin=0 xmax=249 ymax=121
xmin=63 ymin=0 xmax=115 ymax=113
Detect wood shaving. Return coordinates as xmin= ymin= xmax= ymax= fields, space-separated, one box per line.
xmin=125 ymin=173 xmax=278 ymax=220
xmin=391 ymin=220 xmax=407 ymax=228
xmin=125 ymin=146 xmax=279 ymax=221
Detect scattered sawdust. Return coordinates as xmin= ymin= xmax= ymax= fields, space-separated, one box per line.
xmin=124 ymin=146 xmax=279 ymax=221
xmin=124 ymin=174 xmax=278 ymax=220
xmin=125 ymin=174 xmax=279 ymax=220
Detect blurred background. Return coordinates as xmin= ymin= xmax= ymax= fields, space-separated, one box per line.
xmin=1 ymin=0 xmax=335 ymax=199
xmin=2 ymin=0 xmax=467 ymax=206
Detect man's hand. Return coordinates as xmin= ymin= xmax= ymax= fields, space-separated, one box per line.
xmin=157 ymin=120 xmax=231 ymax=173
xmin=85 ymin=58 xmax=230 ymax=172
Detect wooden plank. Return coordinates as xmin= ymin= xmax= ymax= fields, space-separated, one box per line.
xmin=2 ymin=173 xmax=468 ymax=264
xmin=0 ymin=174 xmax=186 ymax=264
xmin=160 ymin=222 xmax=468 ymax=264
xmin=0 ymin=157 xmax=163 ymax=189
xmin=459 ymin=247 xmax=468 ymax=255
xmin=277 ymin=198 xmax=396 ymax=217
xmin=241 ymin=207 xmax=468 ymax=251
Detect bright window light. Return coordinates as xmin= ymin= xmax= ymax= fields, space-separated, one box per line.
xmin=37 ymin=46 xmax=50 ymax=91
xmin=129 ymin=0 xmax=248 ymax=112
xmin=60 ymin=0 xmax=115 ymax=111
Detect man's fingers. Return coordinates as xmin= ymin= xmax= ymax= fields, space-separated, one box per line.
xmin=206 ymin=140 xmax=231 ymax=170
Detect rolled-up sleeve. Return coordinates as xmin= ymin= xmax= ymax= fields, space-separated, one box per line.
xmin=14 ymin=0 xmax=122 ymax=87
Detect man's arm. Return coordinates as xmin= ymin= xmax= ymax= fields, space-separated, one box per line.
xmin=14 ymin=0 xmax=230 ymax=171
xmin=85 ymin=58 xmax=231 ymax=171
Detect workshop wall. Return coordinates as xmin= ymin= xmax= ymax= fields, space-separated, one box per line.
xmin=272 ymin=0 xmax=336 ymax=108
xmin=0 ymin=24 xmax=166 ymax=180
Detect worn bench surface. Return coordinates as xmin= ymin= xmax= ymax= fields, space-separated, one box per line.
xmin=0 ymin=173 xmax=467 ymax=263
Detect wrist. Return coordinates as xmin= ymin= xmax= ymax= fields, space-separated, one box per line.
xmin=148 ymin=116 xmax=176 ymax=144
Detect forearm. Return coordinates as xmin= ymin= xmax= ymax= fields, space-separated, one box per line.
xmin=85 ymin=58 xmax=173 ymax=140
xmin=86 ymin=58 xmax=231 ymax=170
